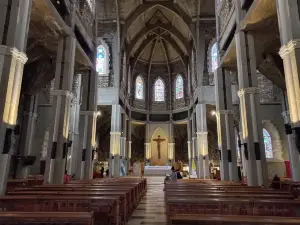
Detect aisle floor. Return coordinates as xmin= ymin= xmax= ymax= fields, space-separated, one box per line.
xmin=127 ymin=176 xmax=167 ymax=225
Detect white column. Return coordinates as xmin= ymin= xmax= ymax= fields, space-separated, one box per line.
xmin=109 ymin=104 xmax=122 ymax=177
xmin=235 ymin=29 xmax=268 ymax=186
xmin=282 ymin=111 xmax=300 ymax=181
xmin=145 ymin=122 xmax=151 ymax=165
xmin=168 ymin=122 xmax=175 ymax=165
xmin=67 ymin=74 xmax=82 ymax=176
xmin=16 ymin=94 xmax=39 ymax=179
xmin=187 ymin=113 xmax=193 ymax=176
xmin=44 ymin=36 xmax=76 ymax=184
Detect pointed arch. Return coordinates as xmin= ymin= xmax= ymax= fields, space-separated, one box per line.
xmin=154 ymin=78 xmax=165 ymax=102
xmin=96 ymin=39 xmax=110 ymax=76
xmin=211 ymin=42 xmax=218 ymax=72
xmin=135 ymin=75 xmax=144 ymax=100
xmin=175 ymin=74 xmax=184 ymax=99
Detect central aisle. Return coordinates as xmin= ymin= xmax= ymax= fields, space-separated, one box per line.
xmin=127 ymin=176 xmax=167 ymax=225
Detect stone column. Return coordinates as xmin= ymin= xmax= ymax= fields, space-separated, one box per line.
xmin=168 ymin=122 xmax=175 ymax=165
xmin=282 ymin=111 xmax=300 ymax=180
xmin=234 ymin=21 xmax=268 ymax=186
xmin=277 ymin=1 xmax=300 ymax=166
xmin=120 ymin=113 xmax=127 ymax=176
xmin=127 ymin=116 xmax=132 ymax=174
xmin=66 ymin=74 xmax=82 ymax=175
xmin=215 ymin=67 xmax=238 ymax=182
xmin=187 ymin=112 xmax=193 ymax=176
xmin=0 ymin=0 xmax=32 ymax=195
xmin=109 ymin=104 xmax=122 ymax=177
xmin=76 ymin=70 xmax=98 ymax=180
xmin=195 ymin=103 xmax=209 ymax=178
xmin=16 ymin=94 xmax=39 ymax=178
xmin=43 ymin=36 xmax=76 ymax=184
xmin=191 ymin=111 xmax=200 ymax=177
xmin=145 ymin=122 xmax=151 ymax=164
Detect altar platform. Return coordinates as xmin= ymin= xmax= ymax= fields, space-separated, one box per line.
xmin=144 ymin=166 xmax=172 ymax=176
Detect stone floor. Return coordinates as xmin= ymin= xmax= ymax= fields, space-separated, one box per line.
xmin=127 ymin=176 xmax=167 ymax=225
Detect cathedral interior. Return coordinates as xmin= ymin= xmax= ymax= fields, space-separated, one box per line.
xmin=1 ymin=0 xmax=300 ymax=224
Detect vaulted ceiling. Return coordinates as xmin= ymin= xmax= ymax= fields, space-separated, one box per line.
xmin=118 ymin=0 xmax=215 ymax=69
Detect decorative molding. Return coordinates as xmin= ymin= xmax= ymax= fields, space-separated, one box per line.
xmin=238 ymin=87 xmax=260 ymax=97
xmin=279 ymin=39 xmax=300 ymax=59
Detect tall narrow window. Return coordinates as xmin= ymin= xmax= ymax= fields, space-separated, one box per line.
xmin=211 ymin=42 xmax=218 ymax=72
xmin=154 ymin=78 xmax=165 ymax=102
xmin=96 ymin=45 xmax=107 ymax=75
xmin=175 ymin=75 xmax=184 ymax=99
xmin=263 ymin=129 xmax=273 ymax=158
xmin=135 ymin=76 xmax=144 ymax=100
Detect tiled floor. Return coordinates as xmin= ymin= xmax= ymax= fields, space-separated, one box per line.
xmin=127 ymin=176 xmax=167 ymax=225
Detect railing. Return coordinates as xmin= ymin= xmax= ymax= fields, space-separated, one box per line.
xmin=98 ymin=75 xmax=114 ymax=88
xmin=218 ymin=0 xmax=234 ymax=36
xmin=75 ymin=0 xmax=95 ymax=40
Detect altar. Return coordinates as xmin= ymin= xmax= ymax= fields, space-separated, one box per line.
xmin=144 ymin=165 xmax=172 ymax=176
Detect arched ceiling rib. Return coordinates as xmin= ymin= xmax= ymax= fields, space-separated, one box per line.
xmin=126 ymin=23 xmax=191 ymax=57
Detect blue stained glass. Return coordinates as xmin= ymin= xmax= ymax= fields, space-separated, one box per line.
xmin=154 ymin=78 xmax=165 ymax=102
xmin=263 ymin=129 xmax=273 ymax=158
xmin=175 ymin=75 xmax=184 ymax=99
xmin=135 ymin=76 xmax=144 ymax=100
xmin=96 ymin=46 xmax=106 ymax=75
xmin=211 ymin=42 xmax=218 ymax=72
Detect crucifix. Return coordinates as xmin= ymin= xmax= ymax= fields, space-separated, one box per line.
xmin=153 ymin=135 xmax=166 ymax=159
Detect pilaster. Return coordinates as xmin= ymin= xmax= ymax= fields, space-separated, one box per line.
xmin=235 ymin=30 xmax=268 ymax=186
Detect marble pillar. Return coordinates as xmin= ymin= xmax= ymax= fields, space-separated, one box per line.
xmin=109 ymin=104 xmax=122 ymax=177
xmin=282 ymin=111 xmax=300 ymax=181
xmin=44 ymin=36 xmax=76 ymax=184
xmin=235 ymin=29 xmax=268 ymax=186
xmin=0 ymin=0 xmax=31 ymax=195
xmin=191 ymin=112 xmax=200 ymax=177
xmin=168 ymin=122 xmax=175 ymax=165
xmin=187 ymin=112 xmax=193 ymax=176
xmin=145 ymin=123 xmax=151 ymax=164
xmin=195 ymin=103 xmax=209 ymax=178
xmin=277 ymin=1 xmax=300 ymax=172
xmin=16 ymin=94 xmax=39 ymax=179
xmin=127 ymin=116 xmax=132 ymax=174
xmin=66 ymin=74 xmax=82 ymax=176
xmin=215 ymin=68 xmax=238 ymax=182
xmin=77 ymin=70 xmax=98 ymax=180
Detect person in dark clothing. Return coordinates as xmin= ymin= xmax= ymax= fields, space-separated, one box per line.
xmin=272 ymin=174 xmax=281 ymax=189
xmin=106 ymin=168 xmax=109 ymax=177
xmin=100 ymin=167 xmax=104 ymax=178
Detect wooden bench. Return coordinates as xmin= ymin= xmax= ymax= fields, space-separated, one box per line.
xmin=0 ymin=212 xmax=94 ymax=225
xmin=8 ymin=190 xmax=129 ymax=221
xmin=170 ymin=214 xmax=300 ymax=224
xmin=166 ymin=197 xmax=300 ymax=217
xmin=0 ymin=195 xmax=120 ymax=225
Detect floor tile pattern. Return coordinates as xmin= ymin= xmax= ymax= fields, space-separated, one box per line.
xmin=127 ymin=176 xmax=167 ymax=225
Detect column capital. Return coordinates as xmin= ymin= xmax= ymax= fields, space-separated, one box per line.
xmin=51 ymin=90 xmax=73 ymax=98
xmin=238 ymin=87 xmax=260 ymax=97
xmin=0 ymin=45 xmax=28 ymax=63
xmin=279 ymin=39 xmax=300 ymax=59
xmin=216 ymin=110 xmax=233 ymax=116
xmin=128 ymin=141 xmax=132 ymax=144
xmin=168 ymin=143 xmax=175 ymax=146
xmin=187 ymin=141 xmax=192 ymax=144
xmin=23 ymin=112 xmax=38 ymax=119
xmin=144 ymin=143 xmax=151 ymax=146
xmin=80 ymin=111 xmax=97 ymax=116
xmin=196 ymin=131 xmax=208 ymax=135
xmin=110 ymin=132 xmax=121 ymax=135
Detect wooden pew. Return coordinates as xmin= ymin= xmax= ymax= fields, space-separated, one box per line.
xmin=0 ymin=212 xmax=94 ymax=225
xmin=170 ymin=214 xmax=300 ymax=224
xmin=8 ymin=190 xmax=129 ymax=221
xmin=0 ymin=195 xmax=120 ymax=225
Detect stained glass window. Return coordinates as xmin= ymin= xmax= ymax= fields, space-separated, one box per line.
xmin=96 ymin=45 xmax=107 ymax=75
xmin=175 ymin=75 xmax=184 ymax=99
xmin=135 ymin=76 xmax=144 ymax=100
xmin=263 ymin=129 xmax=273 ymax=158
xmin=211 ymin=42 xmax=218 ymax=72
xmin=154 ymin=78 xmax=165 ymax=102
